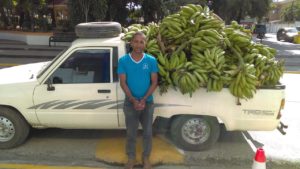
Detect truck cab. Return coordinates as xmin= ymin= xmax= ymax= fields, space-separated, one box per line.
xmin=33 ymin=38 xmax=125 ymax=129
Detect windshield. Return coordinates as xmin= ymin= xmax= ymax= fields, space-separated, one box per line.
xmin=287 ymin=28 xmax=298 ymax=33
xmin=36 ymin=47 xmax=69 ymax=78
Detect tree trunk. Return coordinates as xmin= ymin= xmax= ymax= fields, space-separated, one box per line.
xmin=236 ymin=8 xmax=243 ymax=23
xmin=0 ymin=7 xmax=9 ymax=28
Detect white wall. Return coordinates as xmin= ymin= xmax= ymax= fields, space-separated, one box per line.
xmin=0 ymin=32 xmax=51 ymax=45
xmin=267 ymin=22 xmax=300 ymax=33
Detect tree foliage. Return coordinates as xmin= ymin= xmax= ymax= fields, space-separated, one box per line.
xmin=1 ymin=0 xmax=61 ymax=31
xmin=0 ymin=0 xmax=20 ymax=28
xmin=68 ymin=0 xmax=107 ymax=28
xmin=281 ymin=1 xmax=300 ymax=22
xmin=0 ymin=0 xmax=10 ymax=27
xmin=211 ymin=0 xmax=272 ymax=24
xmin=105 ymin=0 xmax=130 ymax=25
xmin=0 ymin=0 xmax=274 ymax=31
xmin=141 ymin=0 xmax=207 ymax=24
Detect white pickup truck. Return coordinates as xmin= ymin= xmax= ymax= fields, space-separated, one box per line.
xmin=0 ymin=23 xmax=286 ymax=150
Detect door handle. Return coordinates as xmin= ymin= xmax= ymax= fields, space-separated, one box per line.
xmin=98 ymin=89 xmax=111 ymax=93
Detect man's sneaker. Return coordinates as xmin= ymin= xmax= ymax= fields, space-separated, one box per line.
xmin=143 ymin=157 xmax=152 ymax=169
xmin=124 ymin=159 xmax=135 ymax=169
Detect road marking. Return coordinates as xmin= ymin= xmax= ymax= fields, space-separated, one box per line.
xmin=242 ymin=131 xmax=259 ymax=152
xmin=0 ymin=164 xmax=105 ymax=169
xmin=95 ymin=135 xmax=184 ymax=165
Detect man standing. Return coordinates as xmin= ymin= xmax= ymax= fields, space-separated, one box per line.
xmin=117 ymin=32 xmax=158 ymax=169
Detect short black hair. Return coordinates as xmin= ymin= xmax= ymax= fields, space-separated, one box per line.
xmin=131 ymin=31 xmax=146 ymax=41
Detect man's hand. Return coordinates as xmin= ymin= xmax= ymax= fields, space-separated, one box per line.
xmin=132 ymin=99 xmax=145 ymax=111
xmin=138 ymin=98 xmax=146 ymax=110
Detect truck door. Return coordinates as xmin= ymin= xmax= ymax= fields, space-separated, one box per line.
xmin=32 ymin=47 xmax=118 ymax=129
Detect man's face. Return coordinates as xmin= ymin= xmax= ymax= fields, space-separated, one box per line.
xmin=130 ymin=34 xmax=146 ymax=54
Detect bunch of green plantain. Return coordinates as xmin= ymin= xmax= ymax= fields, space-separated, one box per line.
xmin=229 ymin=64 xmax=257 ymax=99
xmin=191 ymin=47 xmax=229 ymax=92
xmin=121 ymin=4 xmax=284 ymax=99
xmin=121 ymin=23 xmax=156 ymax=41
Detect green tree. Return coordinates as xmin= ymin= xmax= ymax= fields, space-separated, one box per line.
xmin=105 ymin=0 xmax=129 ymax=25
xmin=141 ymin=0 xmax=207 ymax=24
xmin=0 ymin=0 xmax=10 ymax=28
xmin=68 ymin=0 xmax=107 ymax=28
xmin=281 ymin=0 xmax=300 ymax=22
xmin=211 ymin=0 xmax=272 ymax=24
xmin=248 ymin=0 xmax=271 ymax=22
xmin=142 ymin=0 xmax=164 ymax=23
xmin=15 ymin=0 xmax=47 ymax=31
xmin=0 ymin=0 xmax=18 ymax=29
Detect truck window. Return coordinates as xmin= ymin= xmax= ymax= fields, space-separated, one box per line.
xmin=50 ymin=49 xmax=111 ymax=84
xmin=37 ymin=48 xmax=69 ymax=79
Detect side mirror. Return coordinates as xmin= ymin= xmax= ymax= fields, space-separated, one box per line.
xmin=47 ymin=78 xmax=55 ymax=91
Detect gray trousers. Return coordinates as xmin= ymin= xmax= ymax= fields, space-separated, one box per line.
xmin=123 ymin=98 xmax=154 ymax=159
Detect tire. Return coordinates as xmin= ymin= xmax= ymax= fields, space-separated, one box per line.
xmin=75 ymin=22 xmax=122 ymax=38
xmin=257 ymin=33 xmax=264 ymax=39
xmin=170 ymin=115 xmax=220 ymax=151
xmin=0 ymin=107 xmax=30 ymax=149
xmin=276 ymin=35 xmax=281 ymax=41
xmin=277 ymin=30 xmax=283 ymax=41
xmin=277 ymin=34 xmax=283 ymax=41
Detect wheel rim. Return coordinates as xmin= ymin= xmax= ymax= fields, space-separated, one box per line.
xmin=181 ymin=118 xmax=210 ymax=145
xmin=0 ymin=116 xmax=15 ymax=142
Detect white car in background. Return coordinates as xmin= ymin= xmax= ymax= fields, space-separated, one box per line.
xmin=277 ymin=27 xmax=299 ymax=42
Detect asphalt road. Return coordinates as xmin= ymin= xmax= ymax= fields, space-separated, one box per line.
xmin=254 ymin=34 xmax=300 ymax=71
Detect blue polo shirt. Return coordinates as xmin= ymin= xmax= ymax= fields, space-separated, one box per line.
xmin=117 ymin=53 xmax=158 ymax=102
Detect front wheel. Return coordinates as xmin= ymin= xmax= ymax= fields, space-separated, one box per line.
xmin=170 ymin=115 xmax=220 ymax=151
xmin=0 ymin=107 xmax=30 ymax=149
xmin=257 ymin=33 xmax=264 ymax=39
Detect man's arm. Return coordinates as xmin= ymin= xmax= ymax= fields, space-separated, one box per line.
xmin=141 ymin=72 xmax=158 ymax=102
xmin=119 ymin=74 xmax=138 ymax=103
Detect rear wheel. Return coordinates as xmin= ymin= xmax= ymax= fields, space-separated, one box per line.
xmin=0 ymin=107 xmax=30 ymax=149
xmin=277 ymin=30 xmax=285 ymax=41
xmin=277 ymin=34 xmax=283 ymax=41
xmin=170 ymin=115 xmax=220 ymax=151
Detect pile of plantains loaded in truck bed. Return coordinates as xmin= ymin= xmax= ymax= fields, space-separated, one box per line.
xmin=122 ymin=4 xmax=284 ymax=99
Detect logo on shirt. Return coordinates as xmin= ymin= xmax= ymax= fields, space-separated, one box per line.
xmin=143 ymin=63 xmax=149 ymax=70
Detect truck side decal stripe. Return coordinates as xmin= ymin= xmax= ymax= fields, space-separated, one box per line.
xmin=28 ymin=100 xmax=61 ymax=109
xmin=29 ymin=99 xmax=110 ymax=109
xmin=108 ymin=102 xmax=123 ymax=109
xmin=29 ymin=100 xmax=189 ymax=110
xmin=107 ymin=103 xmax=190 ymax=109
xmin=74 ymin=101 xmax=117 ymax=109
xmin=154 ymin=103 xmax=191 ymax=108
xmin=54 ymin=100 xmax=108 ymax=109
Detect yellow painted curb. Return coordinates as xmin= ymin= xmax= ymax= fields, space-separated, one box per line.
xmin=284 ymin=71 xmax=300 ymax=74
xmin=0 ymin=63 xmax=19 ymax=67
xmin=95 ymin=135 xmax=184 ymax=165
xmin=0 ymin=164 xmax=105 ymax=169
